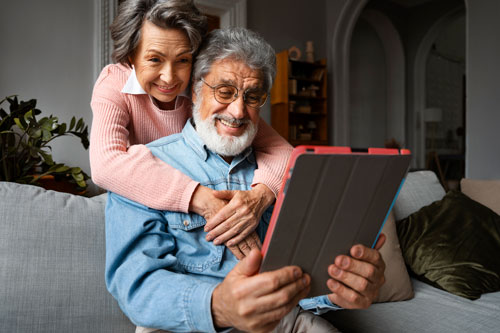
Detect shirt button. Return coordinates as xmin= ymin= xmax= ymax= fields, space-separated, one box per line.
xmin=183 ymin=220 xmax=190 ymax=227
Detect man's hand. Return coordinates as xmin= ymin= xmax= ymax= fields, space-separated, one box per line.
xmin=326 ymin=234 xmax=387 ymax=309
xmin=204 ymin=184 xmax=275 ymax=247
xmin=212 ymin=249 xmax=310 ymax=333
xmin=227 ymin=231 xmax=262 ymax=260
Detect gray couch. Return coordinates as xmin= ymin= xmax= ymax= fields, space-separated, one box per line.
xmin=1 ymin=171 xmax=499 ymax=332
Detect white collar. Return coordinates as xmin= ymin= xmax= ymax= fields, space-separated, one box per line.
xmin=121 ymin=67 xmax=147 ymax=94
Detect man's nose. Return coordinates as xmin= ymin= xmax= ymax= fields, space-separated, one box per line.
xmin=226 ymin=94 xmax=246 ymax=119
xmin=159 ymin=62 xmax=175 ymax=83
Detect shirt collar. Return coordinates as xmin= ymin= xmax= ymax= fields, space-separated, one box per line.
xmin=182 ymin=119 xmax=254 ymax=164
xmin=121 ymin=67 xmax=147 ymax=94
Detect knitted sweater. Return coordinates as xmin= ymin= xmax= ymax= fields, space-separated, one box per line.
xmin=90 ymin=63 xmax=292 ymax=212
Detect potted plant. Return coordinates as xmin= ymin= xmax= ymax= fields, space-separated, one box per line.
xmin=0 ymin=95 xmax=90 ymax=193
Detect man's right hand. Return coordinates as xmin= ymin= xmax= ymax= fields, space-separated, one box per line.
xmin=211 ymin=249 xmax=310 ymax=333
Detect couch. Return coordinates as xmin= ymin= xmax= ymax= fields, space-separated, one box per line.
xmin=1 ymin=171 xmax=499 ymax=332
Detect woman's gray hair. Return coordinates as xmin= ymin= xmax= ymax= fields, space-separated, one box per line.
xmin=110 ymin=0 xmax=207 ymax=66
xmin=192 ymin=27 xmax=276 ymax=94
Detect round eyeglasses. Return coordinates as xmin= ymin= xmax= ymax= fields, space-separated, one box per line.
xmin=201 ymin=78 xmax=268 ymax=109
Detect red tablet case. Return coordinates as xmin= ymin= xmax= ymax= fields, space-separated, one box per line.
xmin=260 ymin=145 xmax=412 ymax=297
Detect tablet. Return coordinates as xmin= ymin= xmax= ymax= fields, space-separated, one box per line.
xmin=260 ymin=145 xmax=412 ymax=297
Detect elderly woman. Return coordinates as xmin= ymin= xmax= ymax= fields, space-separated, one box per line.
xmin=90 ymin=0 xmax=292 ymax=256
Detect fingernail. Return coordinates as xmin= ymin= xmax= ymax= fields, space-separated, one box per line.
xmin=213 ymin=239 xmax=221 ymax=245
xmin=206 ymin=234 xmax=212 ymax=241
xmin=354 ymin=247 xmax=362 ymax=258
xmin=302 ymin=275 xmax=310 ymax=286
xmin=341 ymin=257 xmax=349 ymax=268
xmin=330 ymin=280 xmax=339 ymax=290
xmin=294 ymin=269 xmax=301 ymax=279
xmin=331 ymin=266 xmax=341 ymax=277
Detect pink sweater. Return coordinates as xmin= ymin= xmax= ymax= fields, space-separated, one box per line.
xmin=90 ymin=63 xmax=292 ymax=212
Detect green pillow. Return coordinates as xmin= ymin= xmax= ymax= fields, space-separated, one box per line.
xmin=396 ymin=190 xmax=500 ymax=300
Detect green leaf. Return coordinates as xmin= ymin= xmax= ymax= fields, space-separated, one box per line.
xmin=30 ymin=128 xmax=42 ymax=139
xmin=72 ymin=173 xmax=84 ymax=182
xmin=58 ymin=123 xmax=66 ymax=135
xmin=70 ymin=167 xmax=82 ymax=174
xmin=69 ymin=116 xmax=76 ymax=130
xmin=13 ymin=118 xmax=25 ymax=130
xmin=40 ymin=151 xmax=54 ymax=165
xmin=42 ymin=129 xmax=51 ymax=141
xmin=50 ymin=164 xmax=70 ymax=173
xmin=75 ymin=118 xmax=84 ymax=131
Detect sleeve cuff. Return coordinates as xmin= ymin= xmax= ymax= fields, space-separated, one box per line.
xmin=185 ymin=281 xmax=219 ymax=332
xmin=179 ymin=180 xmax=200 ymax=213
xmin=299 ymin=296 xmax=342 ymax=315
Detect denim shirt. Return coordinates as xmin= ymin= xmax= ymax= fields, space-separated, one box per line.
xmin=105 ymin=120 xmax=338 ymax=332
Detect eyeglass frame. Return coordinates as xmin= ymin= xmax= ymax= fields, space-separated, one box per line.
xmin=200 ymin=78 xmax=268 ymax=109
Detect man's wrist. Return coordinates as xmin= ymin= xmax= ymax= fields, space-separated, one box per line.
xmin=211 ymin=284 xmax=231 ymax=329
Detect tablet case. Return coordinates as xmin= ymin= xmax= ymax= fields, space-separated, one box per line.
xmin=260 ymin=146 xmax=412 ymax=297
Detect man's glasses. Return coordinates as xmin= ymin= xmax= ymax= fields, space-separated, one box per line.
xmin=201 ymin=78 xmax=268 ymax=109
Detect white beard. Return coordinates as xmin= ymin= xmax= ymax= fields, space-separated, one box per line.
xmin=192 ymin=97 xmax=258 ymax=157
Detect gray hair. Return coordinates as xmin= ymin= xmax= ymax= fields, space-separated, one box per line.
xmin=110 ymin=0 xmax=207 ymax=66
xmin=192 ymin=27 xmax=276 ymax=95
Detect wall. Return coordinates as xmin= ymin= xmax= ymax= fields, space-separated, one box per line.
xmin=466 ymin=0 xmax=500 ymax=179
xmin=0 ymin=0 xmax=95 ymax=174
xmin=349 ymin=20 xmax=387 ymax=148
xmin=247 ymin=0 xmax=327 ymax=124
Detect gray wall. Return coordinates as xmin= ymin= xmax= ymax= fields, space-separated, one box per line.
xmin=466 ymin=0 xmax=500 ymax=179
xmin=0 ymin=0 xmax=95 ymax=174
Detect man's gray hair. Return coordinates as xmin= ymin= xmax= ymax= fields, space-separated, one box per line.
xmin=110 ymin=0 xmax=207 ymax=66
xmin=192 ymin=27 xmax=276 ymax=94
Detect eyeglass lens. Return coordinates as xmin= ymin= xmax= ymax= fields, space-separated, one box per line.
xmin=214 ymin=85 xmax=267 ymax=108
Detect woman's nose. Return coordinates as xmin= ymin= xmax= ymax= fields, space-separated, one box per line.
xmin=159 ymin=63 xmax=175 ymax=84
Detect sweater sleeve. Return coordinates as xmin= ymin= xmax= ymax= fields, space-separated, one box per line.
xmin=89 ymin=66 xmax=198 ymax=212
xmin=251 ymin=119 xmax=293 ymax=197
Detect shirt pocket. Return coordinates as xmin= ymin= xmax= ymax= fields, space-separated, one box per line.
xmin=163 ymin=212 xmax=223 ymax=273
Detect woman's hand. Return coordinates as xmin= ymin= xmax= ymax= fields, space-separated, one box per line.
xmin=189 ymin=184 xmax=274 ymax=259
xmin=189 ymin=185 xmax=227 ymax=220
xmin=204 ymin=184 xmax=275 ymax=247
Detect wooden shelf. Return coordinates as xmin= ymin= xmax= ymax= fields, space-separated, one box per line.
xmin=271 ymin=50 xmax=328 ymax=145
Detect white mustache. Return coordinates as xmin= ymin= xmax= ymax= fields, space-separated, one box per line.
xmin=212 ymin=114 xmax=249 ymax=126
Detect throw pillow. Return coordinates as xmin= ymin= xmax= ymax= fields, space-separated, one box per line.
xmin=374 ymin=211 xmax=414 ymax=302
xmin=393 ymin=171 xmax=446 ymax=221
xmin=460 ymin=178 xmax=500 ymax=215
xmin=396 ymin=190 xmax=500 ymax=300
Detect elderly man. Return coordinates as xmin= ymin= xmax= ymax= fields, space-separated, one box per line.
xmin=105 ymin=27 xmax=386 ymax=333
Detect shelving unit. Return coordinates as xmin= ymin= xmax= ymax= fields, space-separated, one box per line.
xmin=271 ymin=50 xmax=328 ymax=146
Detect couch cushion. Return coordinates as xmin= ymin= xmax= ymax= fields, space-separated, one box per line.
xmin=393 ymin=171 xmax=446 ymax=221
xmin=461 ymin=178 xmax=500 ymax=215
xmin=323 ymin=279 xmax=500 ymax=332
xmin=0 ymin=182 xmax=134 ymax=332
xmin=396 ymin=190 xmax=500 ymax=300
xmin=375 ymin=211 xmax=414 ymax=303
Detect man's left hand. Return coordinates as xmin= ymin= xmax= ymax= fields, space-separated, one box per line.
xmin=326 ymin=234 xmax=386 ymax=309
